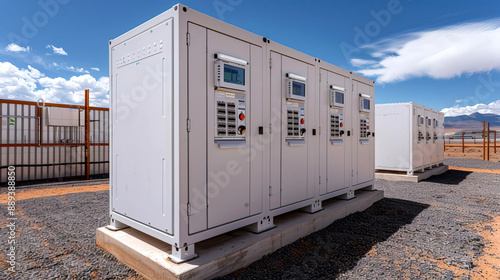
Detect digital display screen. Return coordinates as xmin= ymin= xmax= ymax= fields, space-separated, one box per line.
xmin=335 ymin=91 xmax=344 ymax=104
xmin=292 ymin=81 xmax=305 ymax=97
xmin=363 ymin=99 xmax=370 ymax=110
xmin=224 ymin=64 xmax=245 ymax=85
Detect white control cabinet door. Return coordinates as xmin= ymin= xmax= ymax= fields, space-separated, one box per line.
xmin=112 ymin=20 xmax=174 ymax=234
xmin=319 ymin=69 xmax=351 ymax=194
xmin=352 ymin=81 xmax=374 ymax=185
xmin=437 ymin=113 xmax=445 ymax=163
xmin=424 ymin=108 xmax=433 ymax=166
xmin=270 ymin=52 xmax=313 ymax=208
xmin=413 ymin=105 xmax=425 ymax=170
xmin=188 ymin=26 xmax=263 ymax=233
xmin=206 ymin=30 xmax=254 ymax=229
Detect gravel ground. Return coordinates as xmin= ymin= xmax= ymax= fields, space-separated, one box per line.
xmin=219 ymin=169 xmax=500 ymax=279
xmin=1 ymin=158 xmax=499 ymax=279
xmin=0 ymin=190 xmax=141 ymax=279
xmin=444 ymin=158 xmax=500 ymax=169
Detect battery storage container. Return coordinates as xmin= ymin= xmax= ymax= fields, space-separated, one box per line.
xmin=375 ymin=103 xmax=444 ymax=175
xmin=109 ymin=3 xmax=375 ymax=262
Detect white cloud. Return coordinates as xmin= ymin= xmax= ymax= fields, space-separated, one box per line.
xmin=52 ymin=62 xmax=89 ymax=74
xmin=91 ymin=67 xmax=100 ymax=71
xmin=352 ymin=19 xmax=500 ymax=83
xmin=46 ymin=44 xmax=68 ymax=55
xmin=5 ymin=43 xmax=30 ymax=53
xmin=0 ymin=61 xmax=108 ymax=107
xmin=38 ymin=74 xmax=109 ymax=106
xmin=455 ymin=99 xmax=468 ymax=104
xmin=441 ymin=100 xmax=500 ymax=116
xmin=350 ymin=58 xmax=378 ymax=67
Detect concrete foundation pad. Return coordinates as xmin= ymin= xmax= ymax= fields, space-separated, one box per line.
xmin=96 ymin=190 xmax=384 ymax=280
xmin=375 ymin=165 xmax=449 ymax=182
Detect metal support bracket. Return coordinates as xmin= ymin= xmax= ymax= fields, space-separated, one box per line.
xmin=245 ymin=216 xmax=276 ymax=233
xmin=106 ymin=218 xmax=129 ymax=231
xmin=301 ymin=199 xmax=323 ymax=213
xmin=339 ymin=189 xmax=355 ymax=200
xmin=169 ymin=244 xmax=198 ymax=263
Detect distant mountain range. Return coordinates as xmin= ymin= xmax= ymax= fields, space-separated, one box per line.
xmin=444 ymin=113 xmax=500 ymax=129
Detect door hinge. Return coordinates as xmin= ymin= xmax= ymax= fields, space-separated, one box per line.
xmin=186 ymin=118 xmax=191 ymax=132
xmin=319 ymin=73 xmax=321 ymax=82
xmin=269 ymin=123 xmax=272 ymax=134
xmin=319 ymin=126 xmax=321 ymax=135
xmin=187 ymin=203 xmax=192 ymax=216
xmin=269 ymin=186 xmax=272 ymax=196
xmin=352 ymin=170 xmax=354 ymax=177
xmin=186 ymin=32 xmax=190 ymax=46
xmin=269 ymin=58 xmax=272 ymax=69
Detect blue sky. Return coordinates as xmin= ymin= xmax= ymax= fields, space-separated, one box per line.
xmin=1 ymin=0 xmax=500 ymax=116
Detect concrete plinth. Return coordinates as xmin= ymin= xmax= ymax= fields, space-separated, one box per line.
xmin=96 ymin=190 xmax=384 ymax=280
xmin=375 ymin=165 xmax=449 ymax=182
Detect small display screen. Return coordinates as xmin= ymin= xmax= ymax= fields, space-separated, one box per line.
xmin=292 ymin=81 xmax=306 ymax=97
xmin=224 ymin=64 xmax=245 ymax=85
xmin=363 ymin=99 xmax=370 ymax=110
xmin=335 ymin=91 xmax=344 ymax=104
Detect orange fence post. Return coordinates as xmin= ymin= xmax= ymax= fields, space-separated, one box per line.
xmin=85 ymin=89 xmax=90 ymax=180
xmin=462 ymin=132 xmax=465 ymax=153
xmin=483 ymin=120 xmax=486 ymax=160
xmin=487 ymin=123 xmax=490 ymax=161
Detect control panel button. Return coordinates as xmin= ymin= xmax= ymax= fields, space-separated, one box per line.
xmin=301 ymin=118 xmax=305 ymax=124
xmin=238 ymin=125 xmax=246 ymax=135
xmin=239 ymin=113 xmax=245 ymax=121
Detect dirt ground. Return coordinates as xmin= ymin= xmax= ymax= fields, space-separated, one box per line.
xmin=445 ymin=146 xmax=500 ymax=162
xmin=469 ymin=217 xmax=500 ymax=279
xmin=0 ymin=184 xmax=109 ymax=204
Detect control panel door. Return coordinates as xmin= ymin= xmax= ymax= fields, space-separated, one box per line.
xmin=413 ymin=105 xmax=425 ymax=169
xmin=437 ymin=113 xmax=445 ymax=163
xmin=206 ymin=30 xmax=255 ymax=228
xmin=352 ymin=81 xmax=374 ymax=185
xmin=324 ymin=70 xmax=351 ymax=193
xmin=424 ymin=108 xmax=433 ymax=166
xmin=270 ymin=53 xmax=312 ymax=208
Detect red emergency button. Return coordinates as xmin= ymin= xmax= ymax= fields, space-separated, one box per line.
xmin=367 ymin=125 xmax=369 ymax=129
xmin=340 ymin=122 xmax=343 ymax=128
xmin=301 ymin=118 xmax=305 ymax=124
xmin=239 ymin=113 xmax=245 ymax=121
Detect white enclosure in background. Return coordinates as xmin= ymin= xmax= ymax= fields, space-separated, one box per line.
xmin=109 ymin=3 xmax=375 ymax=262
xmin=375 ymin=103 xmax=444 ymax=175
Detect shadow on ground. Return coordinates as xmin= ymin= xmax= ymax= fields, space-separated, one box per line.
xmin=216 ymin=198 xmax=429 ymax=280
xmin=423 ymin=170 xmax=471 ymax=185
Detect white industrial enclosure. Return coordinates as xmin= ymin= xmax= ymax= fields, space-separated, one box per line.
xmin=375 ymin=103 xmax=444 ymax=175
xmin=109 ymin=3 xmax=375 ymax=262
